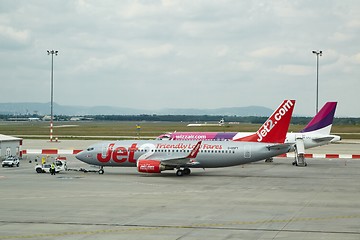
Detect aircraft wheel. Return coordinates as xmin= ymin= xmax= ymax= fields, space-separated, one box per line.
xmin=176 ymin=169 xmax=184 ymax=176
xmin=183 ymin=168 xmax=191 ymax=175
xmin=99 ymin=169 xmax=104 ymax=174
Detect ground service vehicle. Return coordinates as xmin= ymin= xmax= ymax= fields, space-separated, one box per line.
xmin=2 ymin=156 xmax=20 ymax=167
xmin=35 ymin=160 xmax=67 ymax=173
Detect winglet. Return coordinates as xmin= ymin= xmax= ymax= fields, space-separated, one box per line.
xmin=233 ymin=100 xmax=295 ymax=143
xmin=300 ymin=102 xmax=337 ymax=134
xmin=186 ymin=141 xmax=202 ymax=159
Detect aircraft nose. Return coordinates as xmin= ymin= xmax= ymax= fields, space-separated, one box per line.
xmin=75 ymin=151 xmax=85 ymax=161
xmin=75 ymin=150 xmax=89 ymax=161
xmin=75 ymin=147 xmax=96 ymax=164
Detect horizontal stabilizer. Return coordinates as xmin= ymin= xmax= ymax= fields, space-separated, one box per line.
xmin=266 ymin=143 xmax=292 ymax=151
xmin=312 ymin=136 xmax=336 ymax=143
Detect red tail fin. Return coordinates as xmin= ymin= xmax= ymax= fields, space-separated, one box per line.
xmin=234 ymin=100 xmax=295 ymax=143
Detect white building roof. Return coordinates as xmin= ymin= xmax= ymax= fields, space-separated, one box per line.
xmin=0 ymin=134 xmax=22 ymax=142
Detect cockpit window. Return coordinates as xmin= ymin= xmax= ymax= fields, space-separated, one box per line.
xmin=87 ymin=147 xmax=94 ymax=151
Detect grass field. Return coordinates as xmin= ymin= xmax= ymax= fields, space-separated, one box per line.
xmin=0 ymin=120 xmax=358 ymax=140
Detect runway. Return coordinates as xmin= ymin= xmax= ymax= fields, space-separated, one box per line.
xmin=1 ymin=140 xmax=360 ymax=239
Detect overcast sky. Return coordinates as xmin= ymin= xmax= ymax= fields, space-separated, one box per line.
xmin=1 ymin=0 xmax=359 ymax=117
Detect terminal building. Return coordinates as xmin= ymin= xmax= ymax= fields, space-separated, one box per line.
xmin=0 ymin=134 xmax=23 ymax=160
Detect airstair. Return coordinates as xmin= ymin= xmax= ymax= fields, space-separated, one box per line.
xmin=292 ymin=136 xmax=307 ymax=167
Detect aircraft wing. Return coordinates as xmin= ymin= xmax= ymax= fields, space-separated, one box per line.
xmin=140 ymin=141 xmax=202 ymax=167
xmin=160 ymin=157 xmax=200 ymax=167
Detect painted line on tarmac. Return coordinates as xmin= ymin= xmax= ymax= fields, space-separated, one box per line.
xmin=189 ymin=214 xmax=360 ymax=228
xmin=0 ymin=227 xmax=158 ymax=239
xmin=1 ymin=214 xmax=360 ymax=239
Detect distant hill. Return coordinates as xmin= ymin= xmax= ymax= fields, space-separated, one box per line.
xmin=0 ymin=102 xmax=273 ymax=116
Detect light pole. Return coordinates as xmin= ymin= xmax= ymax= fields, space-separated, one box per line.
xmin=47 ymin=50 xmax=58 ymax=142
xmin=312 ymin=50 xmax=322 ymax=114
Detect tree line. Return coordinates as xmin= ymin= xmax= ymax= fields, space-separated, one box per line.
xmin=1 ymin=114 xmax=359 ymax=125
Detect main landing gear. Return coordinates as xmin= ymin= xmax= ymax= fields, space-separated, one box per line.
xmin=176 ymin=168 xmax=191 ymax=176
xmin=98 ymin=166 xmax=104 ymax=174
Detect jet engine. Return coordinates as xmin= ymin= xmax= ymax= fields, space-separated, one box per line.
xmin=137 ymin=160 xmax=166 ymax=173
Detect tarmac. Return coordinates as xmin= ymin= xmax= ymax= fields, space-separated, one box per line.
xmin=0 ymin=139 xmax=360 ymax=240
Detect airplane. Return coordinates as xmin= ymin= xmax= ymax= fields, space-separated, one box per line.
xmin=156 ymin=102 xmax=341 ymax=166
xmin=75 ymin=100 xmax=295 ymax=176
xmin=187 ymin=118 xmax=225 ymax=127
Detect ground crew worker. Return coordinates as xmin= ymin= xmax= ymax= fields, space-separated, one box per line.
xmin=50 ymin=163 xmax=56 ymax=175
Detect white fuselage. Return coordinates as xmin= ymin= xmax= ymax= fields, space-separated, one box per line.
xmin=76 ymin=140 xmax=291 ymax=168
xmin=162 ymin=130 xmax=341 ymax=151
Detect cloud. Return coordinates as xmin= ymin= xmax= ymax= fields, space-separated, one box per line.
xmin=275 ymin=64 xmax=312 ymax=76
xmin=134 ymin=44 xmax=175 ymax=58
xmin=74 ymin=55 xmax=127 ymax=73
xmin=0 ymin=25 xmax=31 ymax=48
xmin=353 ymin=53 xmax=360 ymax=64
xmin=0 ymin=0 xmax=359 ymax=116
xmin=249 ymin=47 xmax=287 ymax=59
xmin=329 ymin=32 xmax=352 ymax=42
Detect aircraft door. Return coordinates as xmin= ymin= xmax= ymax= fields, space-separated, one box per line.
xmin=244 ymin=145 xmax=251 ymax=158
xmin=101 ymin=144 xmax=108 ymax=158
